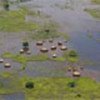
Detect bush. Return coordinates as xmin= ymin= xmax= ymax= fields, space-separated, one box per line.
xmin=68 ymin=50 xmax=77 ymax=57
xmin=68 ymin=81 xmax=76 ymax=88
xmin=25 ymin=82 xmax=34 ymax=89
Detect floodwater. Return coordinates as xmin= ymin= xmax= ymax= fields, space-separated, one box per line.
xmin=0 ymin=0 xmax=100 ymax=99
xmin=18 ymin=0 xmax=100 ymax=76
xmin=0 ymin=93 xmax=25 ymax=100
xmin=0 ymin=0 xmax=100 ymax=79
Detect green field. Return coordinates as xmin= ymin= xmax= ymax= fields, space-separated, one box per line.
xmin=0 ymin=9 xmax=38 ymax=32
xmin=92 ymin=0 xmax=100 ymax=4
xmin=85 ymin=9 xmax=100 ymax=19
xmin=0 ymin=76 xmax=100 ymax=100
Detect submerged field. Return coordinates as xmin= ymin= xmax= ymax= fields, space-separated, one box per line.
xmin=0 ymin=76 xmax=100 ymax=100
xmin=0 ymin=0 xmax=100 ymax=100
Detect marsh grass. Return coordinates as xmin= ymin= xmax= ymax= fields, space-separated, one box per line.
xmin=0 ymin=8 xmax=38 ymax=32
xmin=30 ymin=21 xmax=68 ymax=40
xmin=0 ymin=76 xmax=99 ymax=99
xmin=63 ymin=50 xmax=79 ymax=63
xmin=92 ymin=0 xmax=100 ymax=4
xmin=85 ymin=9 xmax=100 ymax=19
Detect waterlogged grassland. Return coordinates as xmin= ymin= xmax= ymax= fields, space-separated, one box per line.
xmin=0 ymin=7 xmax=68 ymax=40
xmin=85 ymin=9 xmax=100 ymax=19
xmin=1 ymin=50 xmax=78 ymax=69
xmin=92 ymin=0 xmax=100 ymax=4
xmin=29 ymin=21 xmax=68 ymax=40
xmin=0 ymin=76 xmax=100 ymax=100
xmin=0 ymin=9 xmax=38 ymax=32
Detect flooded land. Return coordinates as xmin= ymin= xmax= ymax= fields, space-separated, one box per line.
xmin=0 ymin=0 xmax=100 ymax=100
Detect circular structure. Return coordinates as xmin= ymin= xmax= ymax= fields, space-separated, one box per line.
xmin=58 ymin=41 xmax=63 ymax=46
xmin=51 ymin=46 xmax=57 ymax=50
xmin=68 ymin=67 xmax=71 ymax=71
xmin=27 ymin=50 xmax=31 ymax=55
xmin=4 ymin=63 xmax=11 ymax=68
xmin=40 ymin=47 xmax=48 ymax=53
xmin=19 ymin=49 xmax=24 ymax=54
xmin=73 ymin=71 xmax=81 ymax=77
xmin=60 ymin=45 xmax=67 ymax=51
xmin=23 ymin=47 xmax=29 ymax=52
xmin=49 ymin=39 xmax=53 ymax=43
xmin=72 ymin=67 xmax=77 ymax=72
xmin=52 ymin=54 xmax=57 ymax=58
xmin=0 ymin=58 xmax=4 ymax=63
xmin=36 ymin=41 xmax=43 ymax=46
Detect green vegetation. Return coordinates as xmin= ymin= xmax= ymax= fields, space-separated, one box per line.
xmin=0 ymin=76 xmax=100 ymax=99
xmin=30 ymin=22 xmax=68 ymax=40
xmin=0 ymin=9 xmax=38 ymax=32
xmin=2 ymin=50 xmax=78 ymax=66
xmin=25 ymin=81 xmax=34 ymax=89
xmin=1 ymin=50 xmax=78 ymax=71
xmin=64 ymin=50 xmax=79 ymax=63
xmin=1 ymin=52 xmax=49 ymax=70
xmin=92 ymin=0 xmax=100 ymax=4
xmin=85 ymin=9 xmax=100 ymax=19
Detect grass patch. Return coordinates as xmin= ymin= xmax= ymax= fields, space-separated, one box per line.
xmin=0 ymin=9 xmax=38 ymax=32
xmin=85 ymin=9 xmax=100 ymax=19
xmin=0 ymin=77 xmax=99 ymax=99
xmin=92 ymin=0 xmax=100 ymax=4
xmin=63 ymin=50 xmax=79 ymax=63
xmin=2 ymin=50 xmax=78 ymax=64
xmin=30 ymin=22 xmax=68 ymax=40
xmin=1 ymin=52 xmax=50 ymax=70
xmin=2 ymin=52 xmax=49 ymax=63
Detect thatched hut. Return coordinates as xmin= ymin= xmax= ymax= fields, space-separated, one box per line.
xmin=58 ymin=41 xmax=63 ymax=46
xmin=4 ymin=63 xmax=11 ymax=68
xmin=36 ymin=41 xmax=43 ymax=46
xmin=60 ymin=45 xmax=67 ymax=51
xmin=40 ymin=47 xmax=48 ymax=53
xmin=52 ymin=54 xmax=57 ymax=58
xmin=49 ymin=39 xmax=53 ymax=43
xmin=19 ymin=49 xmax=24 ymax=54
xmin=68 ymin=67 xmax=71 ymax=71
xmin=73 ymin=71 xmax=80 ymax=77
xmin=27 ymin=50 xmax=31 ymax=55
xmin=51 ymin=46 xmax=57 ymax=50
xmin=0 ymin=58 xmax=4 ymax=63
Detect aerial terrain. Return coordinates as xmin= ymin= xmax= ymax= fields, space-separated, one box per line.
xmin=0 ymin=0 xmax=100 ymax=100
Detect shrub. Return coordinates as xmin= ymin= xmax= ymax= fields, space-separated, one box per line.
xmin=25 ymin=82 xmax=34 ymax=89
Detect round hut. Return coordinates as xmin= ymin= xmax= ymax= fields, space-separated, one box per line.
xmin=58 ymin=41 xmax=63 ymax=46
xmin=19 ymin=49 xmax=24 ymax=54
xmin=49 ymin=39 xmax=53 ymax=43
xmin=0 ymin=58 xmax=4 ymax=63
xmin=40 ymin=47 xmax=48 ymax=53
xmin=73 ymin=71 xmax=80 ymax=77
xmin=52 ymin=54 xmax=57 ymax=58
xmin=51 ymin=46 xmax=57 ymax=50
xmin=4 ymin=63 xmax=11 ymax=68
xmin=36 ymin=41 xmax=43 ymax=46
xmin=60 ymin=45 xmax=67 ymax=51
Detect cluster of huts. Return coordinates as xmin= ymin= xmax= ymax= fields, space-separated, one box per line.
xmin=0 ymin=58 xmax=11 ymax=68
xmin=19 ymin=39 xmax=68 ymax=58
xmin=67 ymin=65 xmax=84 ymax=77
xmin=0 ymin=39 xmax=83 ymax=78
xmin=0 ymin=39 xmax=68 ymax=69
